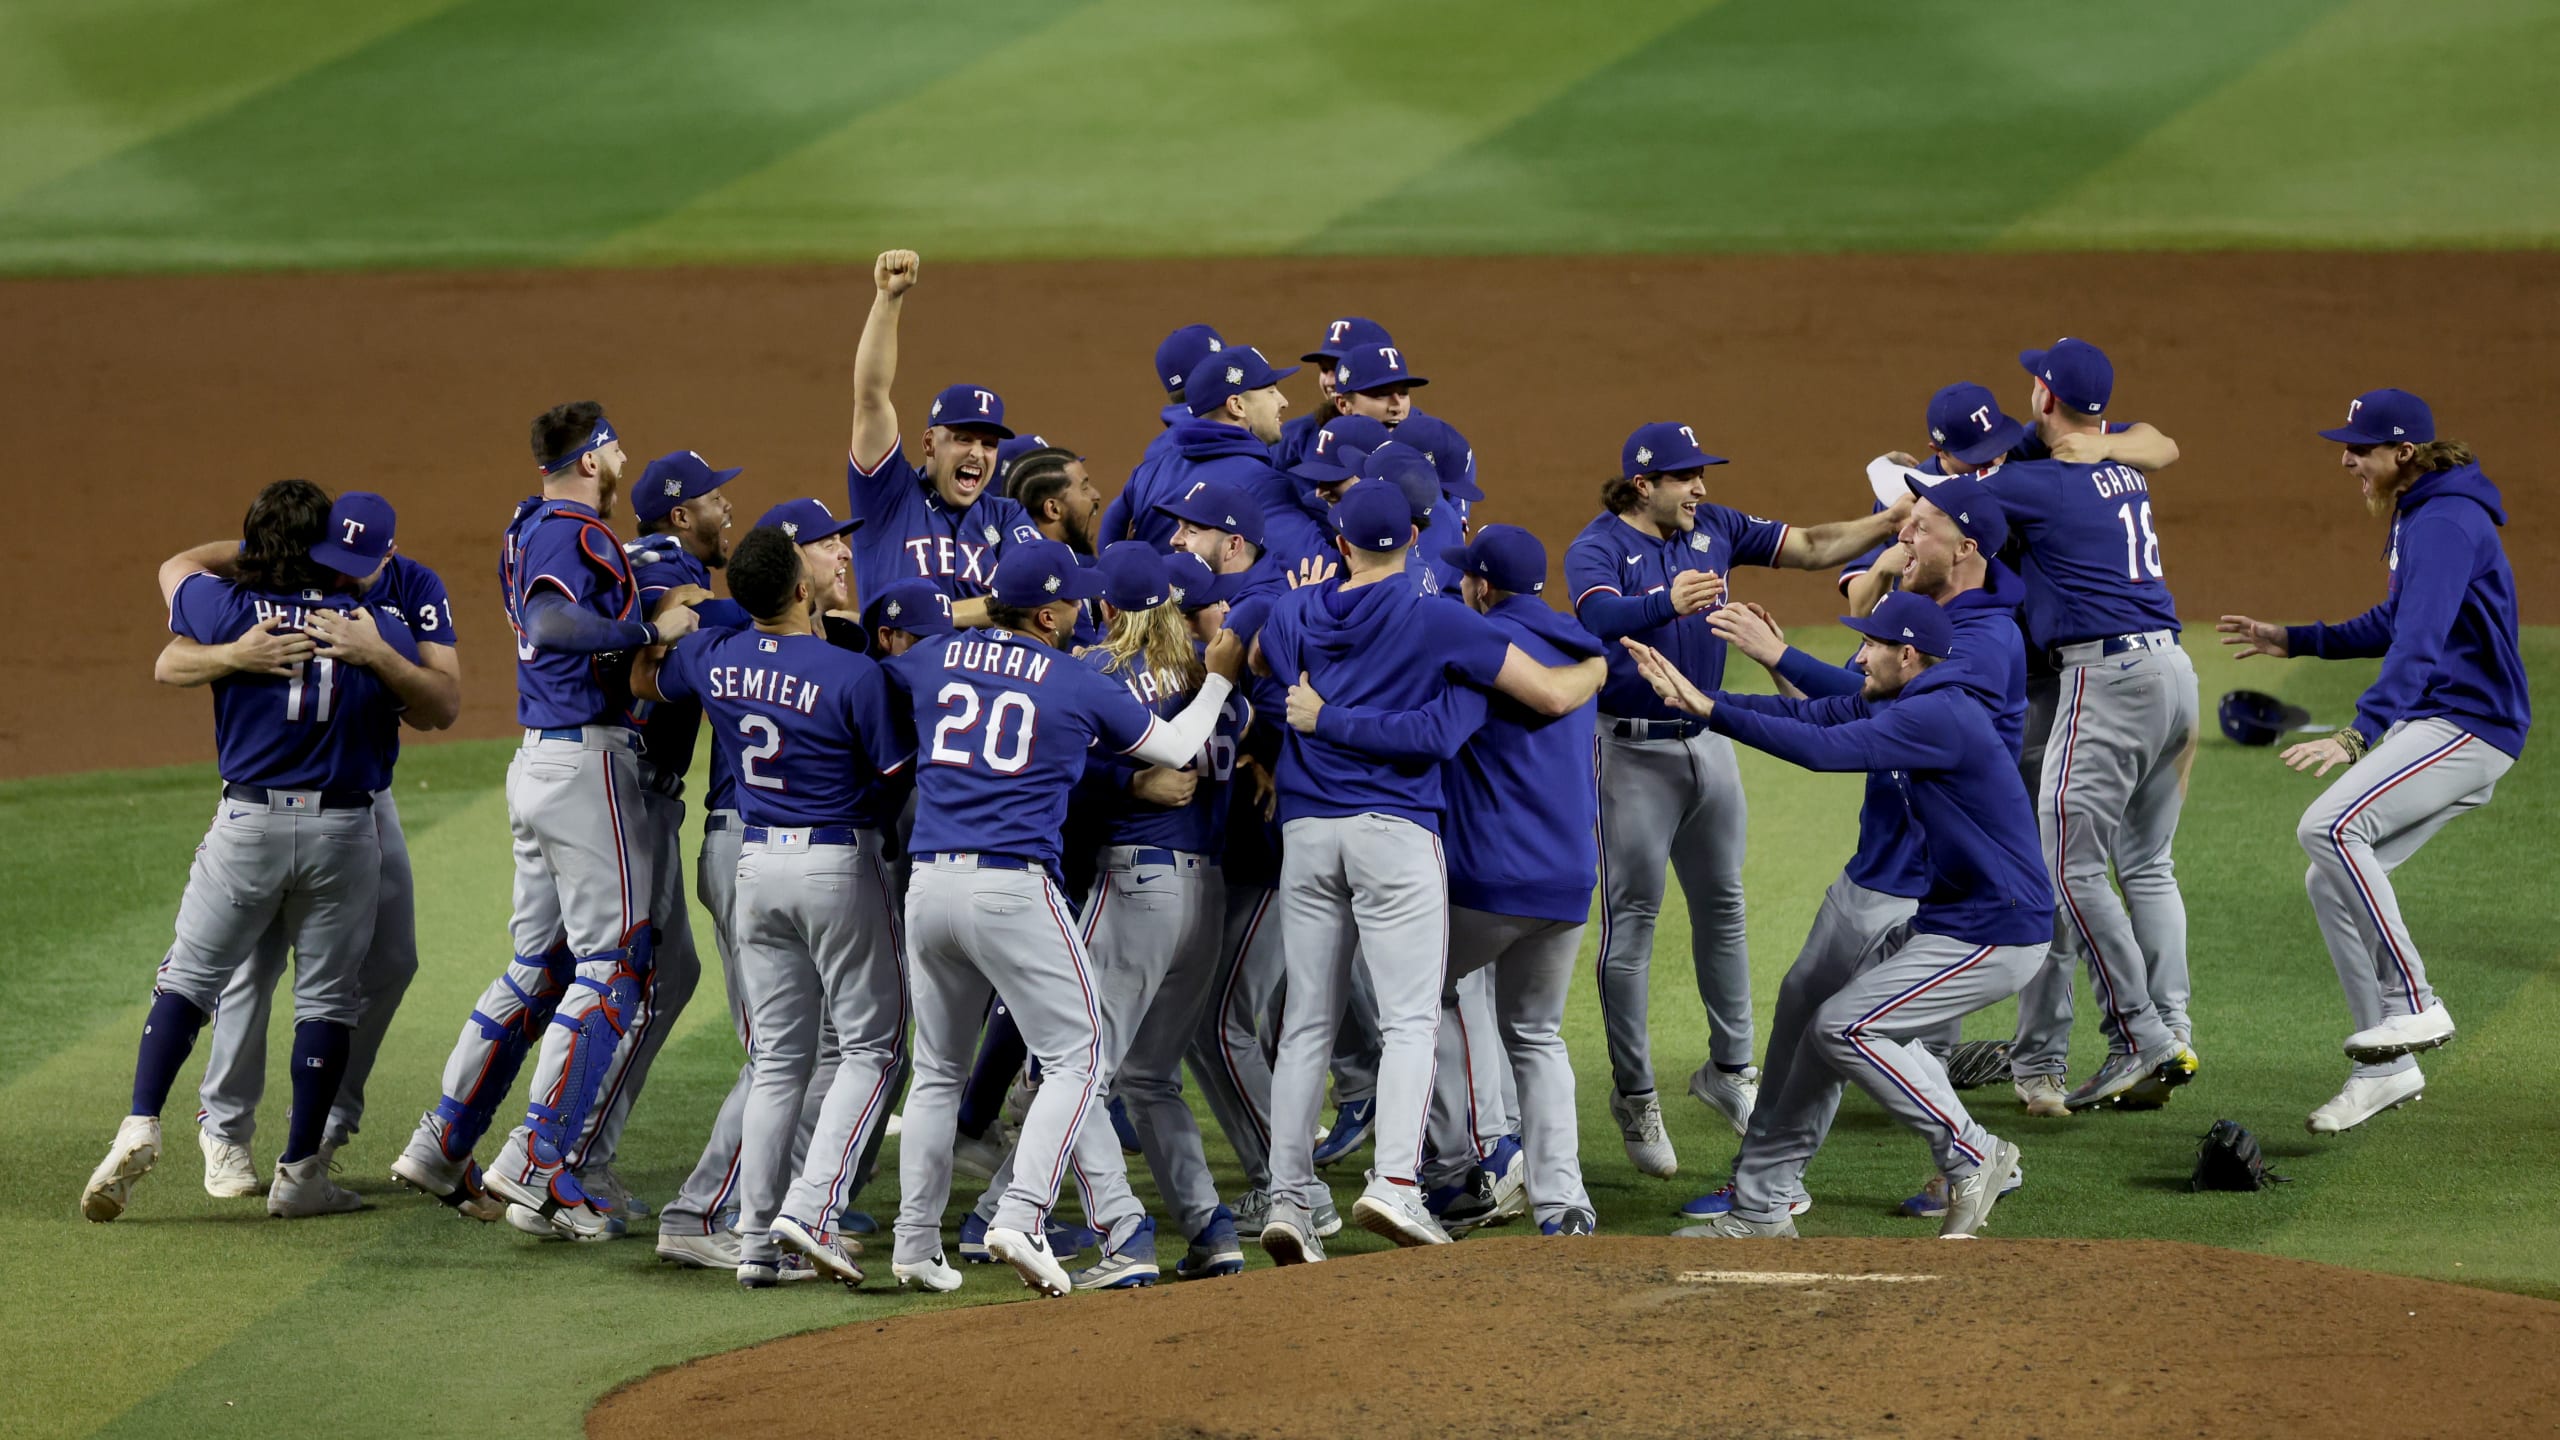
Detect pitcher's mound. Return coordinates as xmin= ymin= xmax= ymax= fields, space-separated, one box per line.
xmin=589 ymin=1238 xmax=2558 ymax=1440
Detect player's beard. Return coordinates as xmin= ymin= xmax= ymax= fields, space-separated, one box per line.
xmin=2363 ymin=466 xmax=2416 ymax=519
xmin=595 ymin=472 xmax=619 ymax=520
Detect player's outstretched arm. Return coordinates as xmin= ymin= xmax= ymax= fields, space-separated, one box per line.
xmin=307 ymin=607 xmax=455 ymax=730
xmin=1297 ymin=675 xmax=1489 ymax=761
xmin=1621 ymin=639 xmax=1712 ymax=716
xmin=154 ymin=616 xmax=313 ymax=686
xmin=2053 ymin=422 xmax=2180 ymax=470
xmin=1126 ymin=629 xmax=1245 ymax=767
xmin=1487 ymin=648 xmax=1605 ymax=718
xmin=2216 ymin=615 xmax=2291 ymax=661
xmin=849 ymin=249 xmax=918 ymax=470
xmin=1842 ymin=544 xmax=1905 ymax=616
xmin=1775 ymin=495 xmax=1913 ymax=570
xmin=157 ymin=540 xmax=244 ymax=608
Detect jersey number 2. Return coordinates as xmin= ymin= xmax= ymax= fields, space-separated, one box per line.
xmin=738 ymin=714 xmax=784 ymax=791
xmin=929 ymin=683 xmax=1036 ymax=775
xmin=2115 ymin=500 xmax=2163 ymax=580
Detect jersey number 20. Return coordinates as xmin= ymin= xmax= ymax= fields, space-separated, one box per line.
xmin=929 ymin=682 xmax=1036 ymax=775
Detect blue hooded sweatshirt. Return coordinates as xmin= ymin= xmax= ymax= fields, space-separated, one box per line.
xmin=1707 ymin=663 xmax=2053 ymax=946
xmin=2285 ymin=462 xmax=2530 ymax=760
xmin=1102 ymin=420 xmax=1328 ymax=566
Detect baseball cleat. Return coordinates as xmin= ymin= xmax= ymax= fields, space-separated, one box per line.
xmin=2013 ymin=1074 xmax=2071 ymax=1117
xmin=2063 ymin=1038 xmax=2180 ymax=1111
xmin=1000 ymin=1073 xmax=1039 ymax=1129
xmin=1424 ymin=1169 xmax=1500 ymax=1235
xmin=1687 ymin=1063 xmax=1761 ymax=1136
xmin=1938 ymin=1139 xmax=2022 ymax=1239
xmin=550 ymin=1198 xmax=624 ymax=1241
xmin=951 ymin=1127 xmax=1010 ymax=1183
xmin=892 ymin=1252 xmax=964 ymax=1293
xmin=776 ymin=1253 xmax=823 ymax=1283
xmin=1674 ymin=1211 xmax=1797 ymax=1239
xmin=503 ymin=1202 xmax=553 ymax=1236
xmin=199 ymin=1129 xmax=263 ymax=1198
xmin=1900 ymin=1161 xmax=2023 ymax=1219
xmin=1352 ymin=1177 xmax=1451 ymax=1248
xmin=736 ymin=1259 xmax=781 ymax=1290
xmin=1483 ymin=1134 xmax=1528 ymax=1223
xmin=390 ymin=1142 xmax=501 ymax=1220
xmin=957 ymin=1210 xmax=996 ymax=1262
xmin=1312 ymin=1099 xmax=1375 ymax=1168
xmin=2308 ymin=1067 xmax=2425 ymax=1134
xmin=837 ymin=1209 xmax=879 ymax=1235
xmin=985 ymin=1226 xmax=1072 ymax=1297
xmin=1679 ymin=1184 xmax=1811 ymax=1220
xmin=1176 ymin=1205 xmax=1245 ymax=1280
xmin=885 ymin=1111 xmax=903 ymax=1138
xmin=1259 ymin=1204 xmax=1325 ymax=1266
xmin=267 ymin=1154 xmax=366 ymax=1218
xmin=2344 ymin=1003 xmax=2455 ymax=1063
xmin=1540 ymin=1208 xmax=1598 ymax=1236
xmin=1311 ymin=1196 xmax=1343 ymax=1239
xmin=1610 ymin=1089 xmax=1678 ymax=1178
xmin=656 ymin=1229 xmax=745 ymax=1270
xmin=1230 ymin=1188 xmax=1273 ymax=1234
xmin=81 ymin=1115 xmax=163 ymax=1223
xmin=774 ymin=1215 xmax=865 ymax=1288
xmin=1071 ymin=1216 xmax=1160 ymax=1290
xmin=2112 ymin=1045 xmax=2201 ymax=1111
xmin=574 ymin=1163 xmax=650 ymax=1220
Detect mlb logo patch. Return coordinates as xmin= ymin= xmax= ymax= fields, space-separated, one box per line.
xmin=279 ymin=793 xmax=312 ymax=812
xmin=758 ymin=638 xmax=779 ymax=652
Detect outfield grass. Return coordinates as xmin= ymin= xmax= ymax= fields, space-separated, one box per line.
xmin=1 ymin=0 xmax=2554 ymax=272
xmin=1 ymin=634 xmax=2551 ymax=1439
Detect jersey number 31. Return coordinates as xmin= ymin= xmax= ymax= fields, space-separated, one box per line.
xmin=929 ymin=683 xmax=1037 ymax=775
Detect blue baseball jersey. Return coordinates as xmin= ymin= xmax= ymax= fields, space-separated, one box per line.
xmin=171 ymin=574 xmax=419 ymax=793
xmin=846 ymin=443 xmax=1042 ymax=607
xmin=500 ymin=496 xmax=639 ymax=728
xmin=1081 ymin=648 xmax=1252 ymax=856
xmin=1440 ymin=597 xmax=1601 ymax=922
xmin=658 ymin=627 xmax=910 ymax=831
xmin=1565 ymin=505 xmax=1791 ymax=720
xmin=622 ymin=534 xmax=755 ymax=793
xmin=887 ymin=631 xmax=1164 ymax=866
xmin=1978 ymin=458 xmax=2180 ymax=650
xmin=367 ymin=555 xmax=458 ymax=651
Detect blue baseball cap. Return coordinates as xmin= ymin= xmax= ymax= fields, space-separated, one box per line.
xmin=1288 ymin=414 xmax=1394 ymax=485
xmin=1330 ymin=479 xmax=1414 ymax=553
xmin=2018 ymin=337 xmax=2114 ymax=416
xmin=1841 ymin=590 xmax=1954 ymax=659
xmin=1094 ymin=541 xmax=1171 ymax=612
xmin=926 ymin=383 xmax=1013 ymax=438
xmin=1333 ymin=342 xmax=1428 ymax=395
xmin=1153 ymin=477 xmax=1266 ymax=548
xmin=2318 ymin=388 xmax=2435 ymax=446
xmin=1304 ymin=316 xmax=1393 ymax=365
xmin=1906 ymin=471 xmax=2008 ymax=553
xmin=1440 ymin=523 xmax=1546 ymax=595
xmin=1155 ymin=324 xmax=1225 ymax=396
xmin=1388 ymin=412 xmax=1484 ymax=502
xmin=310 ymin=491 xmax=397 ymax=577
xmin=862 ymin=578 xmax=956 ymax=638
xmin=1186 ymin=345 xmax=1300 ymax=418
xmin=1358 ymin=442 xmax=1440 ymax=524
xmin=1163 ymin=553 xmax=1244 ymax=613
xmin=635 ymin=449 xmax=743 ymax=522
xmin=1620 ymin=421 xmax=1727 ymax=479
xmin=755 ymin=497 xmax=859 ymax=543
xmin=992 ymin=537 xmax=1108 ymax=608
xmin=994 ymin=433 xmax=1081 ymax=491
xmin=1926 ymin=384 xmax=2028 ymax=466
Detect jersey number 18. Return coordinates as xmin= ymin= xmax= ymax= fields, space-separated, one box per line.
xmin=2115 ymin=500 xmax=2163 ymax=581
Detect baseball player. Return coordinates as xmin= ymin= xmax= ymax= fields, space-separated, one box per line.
xmin=1252 ymin=482 xmax=1605 ymax=1261
xmin=2220 ymin=389 xmax=2528 ymax=1133
xmin=844 ymin=249 xmax=1042 ymax=605
xmin=1326 ymin=341 xmax=1423 ymax=430
xmin=1627 ymin=590 xmax=2051 ymax=1240
xmin=1940 ymin=382 xmax=2199 ymax=1109
xmin=84 ymin=482 xmax=435 ymax=1222
xmin=1566 ymin=422 xmax=1907 ymax=1177
xmin=635 ymin=525 xmax=912 ymax=1288
xmin=392 ymin=403 xmax=702 ymax=1239
xmin=884 ymin=538 xmax=1246 ymax=1297
xmin=1388 ymin=412 xmax=1484 ymax=594
xmin=1098 ymin=322 xmax=1230 ymax=544
xmin=1690 ymin=472 xmax=2028 ymax=1222
xmin=152 ymin=495 xmax=461 ymax=1202
xmin=1276 ymin=316 xmax=1391 ymax=469
xmin=1139 ymin=347 xmax=1323 ymax=564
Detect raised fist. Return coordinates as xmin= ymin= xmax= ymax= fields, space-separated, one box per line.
xmin=875 ymin=250 xmax=920 ymax=297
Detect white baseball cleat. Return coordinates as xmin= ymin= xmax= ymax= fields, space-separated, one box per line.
xmin=774 ymin=1215 xmax=865 ymax=1287
xmin=268 ymin=1154 xmax=367 ymax=1218
xmin=2013 ymin=1074 xmax=2070 ymax=1118
xmin=656 ymin=1228 xmax=744 ymax=1270
xmin=1351 ymin=1177 xmax=1451 ymax=1248
xmin=1673 ymin=1211 xmax=1798 ymax=1239
xmin=82 ymin=1115 xmax=164 ymax=1223
xmin=985 ymin=1226 xmax=1072 ymax=1297
xmin=1687 ymin=1063 xmax=1761 ymax=1136
xmin=892 ymin=1252 xmax=964 ymax=1293
xmin=2308 ymin=1067 xmax=2425 ymax=1134
xmin=199 ymin=1128 xmax=263 ymax=1198
xmin=2344 ymin=1003 xmax=2455 ymax=1063
xmin=1610 ymin=1089 xmax=1678 ymax=1179
xmin=1259 ymin=1205 xmax=1326 ymax=1266
xmin=1938 ymin=1139 xmax=2022 ymax=1239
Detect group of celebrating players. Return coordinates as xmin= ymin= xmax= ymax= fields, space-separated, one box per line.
xmin=80 ymin=248 xmax=2528 ymax=1297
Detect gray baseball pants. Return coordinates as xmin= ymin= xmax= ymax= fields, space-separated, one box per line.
xmin=1732 ymin=874 xmax=1916 ymax=1217
xmin=1430 ymin=907 xmax=1590 ymax=1225
xmin=576 ymin=782 xmax=703 ymax=1170
xmin=2298 ymin=718 xmax=2512 ymax=1079
xmin=730 ymin=829 xmax=906 ymax=1263
xmin=1595 ymin=727 xmax=1753 ymax=1097
xmin=198 ymin=792 xmax=414 ymax=1150
xmin=896 ymin=857 xmax=1105 ymax=1265
xmin=154 ymin=795 xmax=381 ymax=1030
xmin=1422 ymin=965 xmax=1522 ymax=1188
xmin=1188 ymin=880 xmax=1284 ymax=1193
xmin=2025 ymin=642 xmax=2197 ymax=1070
xmin=1269 ymin=814 xmax=1448 ymax=1210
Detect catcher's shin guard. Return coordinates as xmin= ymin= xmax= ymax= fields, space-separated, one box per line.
xmin=532 ymin=928 xmax=652 ymax=1172
xmin=430 ymin=947 xmax=570 ymax=1159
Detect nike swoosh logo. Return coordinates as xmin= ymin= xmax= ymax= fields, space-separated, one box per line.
xmin=227 ymin=810 xmax=252 ymax=819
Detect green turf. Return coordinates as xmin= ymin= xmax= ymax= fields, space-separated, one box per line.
xmin=1 ymin=631 xmax=2551 ymax=1438
xmin=1 ymin=0 xmax=2555 ymax=273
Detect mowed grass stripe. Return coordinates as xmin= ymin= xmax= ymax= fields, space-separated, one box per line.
xmin=1306 ymin=0 xmax=2347 ymax=255
xmin=0 ymin=0 xmax=462 ymax=208
xmin=1998 ymin=0 xmax=2560 ymax=250
xmin=589 ymin=0 xmax=1727 ymax=267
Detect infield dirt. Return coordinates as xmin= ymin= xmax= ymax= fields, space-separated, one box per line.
xmin=585 ymin=1236 xmax=2560 ymax=1440
xmin=6 ymin=252 xmax=2553 ymax=778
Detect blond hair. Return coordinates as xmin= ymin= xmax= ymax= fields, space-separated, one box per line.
xmin=1099 ymin=599 xmax=1204 ymax=694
